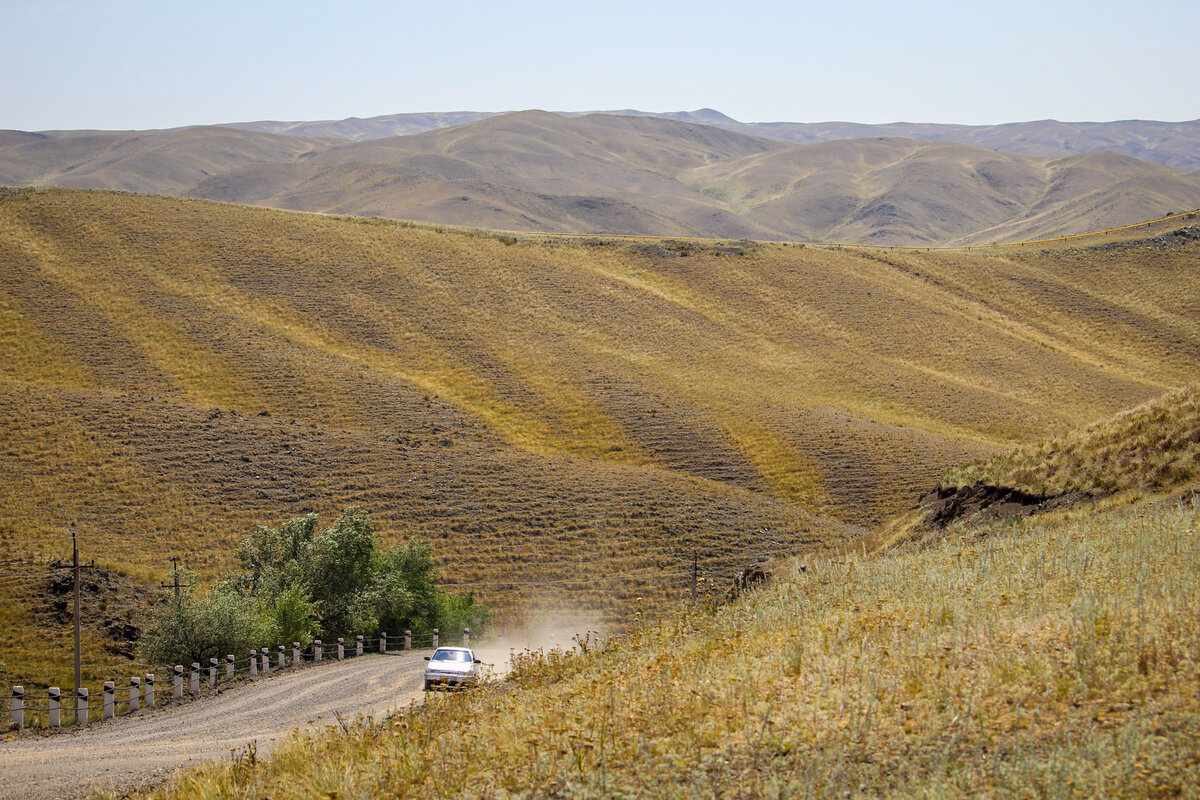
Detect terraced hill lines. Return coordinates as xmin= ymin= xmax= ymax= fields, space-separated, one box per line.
xmin=2 ymin=187 xmax=1198 ymax=688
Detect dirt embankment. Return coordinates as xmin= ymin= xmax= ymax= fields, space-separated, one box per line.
xmin=920 ymin=482 xmax=1098 ymax=529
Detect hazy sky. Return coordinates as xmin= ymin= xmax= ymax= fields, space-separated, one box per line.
xmin=2 ymin=0 xmax=1197 ymax=130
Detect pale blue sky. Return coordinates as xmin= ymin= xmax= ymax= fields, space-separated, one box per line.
xmin=2 ymin=0 xmax=1197 ymax=131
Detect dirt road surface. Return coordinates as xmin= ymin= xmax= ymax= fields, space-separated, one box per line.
xmin=0 ymin=653 xmax=427 ymax=799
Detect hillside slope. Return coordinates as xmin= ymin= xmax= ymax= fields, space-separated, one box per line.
xmin=0 ymin=127 xmax=329 ymax=193
xmin=1 ymin=188 xmax=1198 ymax=688
xmin=141 ymin=397 xmax=1200 ymax=799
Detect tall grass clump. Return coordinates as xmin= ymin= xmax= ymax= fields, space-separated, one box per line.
xmin=141 ymin=493 xmax=1200 ymax=799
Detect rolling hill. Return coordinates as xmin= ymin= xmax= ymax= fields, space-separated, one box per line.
xmin=4 ymin=112 xmax=1200 ymax=244
xmin=1 ymin=187 xmax=1198 ymax=689
xmin=215 ymin=109 xmax=1200 ymax=170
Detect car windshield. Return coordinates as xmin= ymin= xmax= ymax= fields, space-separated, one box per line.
xmin=431 ymin=649 xmax=472 ymax=662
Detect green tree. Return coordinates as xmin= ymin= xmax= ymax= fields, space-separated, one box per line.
xmin=264 ymin=586 xmax=322 ymax=647
xmin=305 ymin=508 xmax=378 ymax=635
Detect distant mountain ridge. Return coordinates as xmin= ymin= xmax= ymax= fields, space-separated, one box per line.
xmin=2 ymin=111 xmax=1199 ymax=245
xmin=200 ymin=108 xmax=1200 ymax=170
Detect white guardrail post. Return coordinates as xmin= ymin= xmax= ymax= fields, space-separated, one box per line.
xmin=145 ymin=674 xmax=155 ymax=707
xmin=380 ymin=632 xmax=387 ymax=653
xmin=249 ymin=650 xmax=258 ymax=676
xmin=277 ymin=645 xmax=286 ymax=670
xmin=129 ymin=677 xmax=140 ymax=712
xmin=313 ymin=639 xmax=322 ymax=662
xmin=433 ymin=629 xmax=439 ymax=649
xmin=337 ymin=638 xmax=344 ymax=661
xmin=48 ymin=687 xmax=61 ymax=728
xmin=173 ymin=665 xmax=183 ymax=699
xmin=464 ymin=627 xmax=470 ymax=647
xmin=76 ymin=687 xmax=89 ymax=727
xmin=404 ymin=630 xmax=411 ymax=650
xmin=209 ymin=658 xmax=218 ymax=687
xmin=10 ymin=686 xmax=23 ymax=730
xmin=226 ymin=654 xmax=235 ymax=681
xmin=293 ymin=642 xmax=301 ymax=667
xmin=189 ymin=663 xmax=200 ymax=694
xmin=356 ymin=635 xmax=363 ymax=657
xmin=261 ymin=648 xmax=270 ymax=675
xmin=103 ymin=681 xmax=114 ymax=719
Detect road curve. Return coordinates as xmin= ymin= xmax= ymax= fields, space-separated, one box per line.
xmin=0 ymin=652 xmax=427 ymax=799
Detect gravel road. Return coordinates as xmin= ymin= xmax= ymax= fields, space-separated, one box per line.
xmin=0 ymin=652 xmax=427 ymax=799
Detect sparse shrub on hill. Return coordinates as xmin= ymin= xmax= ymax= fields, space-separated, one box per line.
xmin=139 ymin=509 xmax=490 ymax=666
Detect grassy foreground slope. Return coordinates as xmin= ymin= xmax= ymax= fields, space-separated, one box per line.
xmin=1 ymin=188 xmax=1198 ymax=688
xmin=141 ymin=398 xmax=1200 ymax=799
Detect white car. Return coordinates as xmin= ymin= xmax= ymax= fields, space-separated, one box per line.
xmin=423 ymin=646 xmax=481 ymax=690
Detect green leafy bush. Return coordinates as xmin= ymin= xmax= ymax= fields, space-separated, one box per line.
xmin=139 ymin=578 xmax=271 ymax=667
xmin=140 ymin=508 xmax=490 ymax=666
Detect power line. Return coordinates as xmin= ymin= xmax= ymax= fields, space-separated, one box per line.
xmin=0 ymin=569 xmax=61 ymax=579
xmin=6 ymin=531 xmax=79 ymax=542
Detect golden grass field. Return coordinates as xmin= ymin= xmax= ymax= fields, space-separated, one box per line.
xmin=1 ymin=187 xmax=1198 ymax=692
xmin=135 ymin=391 xmax=1200 ymax=797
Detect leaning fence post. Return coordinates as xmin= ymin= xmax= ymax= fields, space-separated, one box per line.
xmin=313 ymin=639 xmax=323 ymax=663
xmin=405 ymin=630 xmax=411 ymax=650
xmin=173 ymin=665 xmax=183 ymax=699
xmin=249 ymin=650 xmax=258 ymax=677
xmin=48 ymin=687 xmax=61 ymax=728
xmin=337 ymin=638 xmax=344 ymax=661
xmin=356 ymin=635 xmax=364 ymax=657
xmin=103 ymin=681 xmax=115 ymax=719
xmin=77 ymin=687 xmax=89 ymax=727
xmin=129 ymin=677 xmax=140 ymax=712
xmin=292 ymin=642 xmax=301 ymax=667
xmin=261 ymin=648 xmax=270 ymax=675
xmin=226 ymin=654 xmax=235 ymax=681
xmin=463 ymin=627 xmax=470 ymax=647
xmin=190 ymin=663 xmax=200 ymax=694
xmin=10 ymin=686 xmax=24 ymax=730
xmin=433 ymin=628 xmax=439 ymax=649
xmin=144 ymin=674 xmax=155 ymax=708
xmin=380 ymin=632 xmax=387 ymax=653
xmin=209 ymin=658 xmax=217 ymax=687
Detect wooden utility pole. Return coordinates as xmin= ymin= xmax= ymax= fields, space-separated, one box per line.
xmin=690 ymin=551 xmax=698 ymax=604
xmin=72 ymin=530 xmax=81 ymax=696
xmin=160 ymin=556 xmax=183 ymax=598
xmin=50 ymin=530 xmax=93 ymax=698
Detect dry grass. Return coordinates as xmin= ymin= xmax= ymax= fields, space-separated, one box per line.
xmin=136 ymin=491 xmax=1200 ymax=799
xmin=943 ymin=385 xmax=1200 ymax=497
xmin=2 ymin=188 xmax=1199 ymax=689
